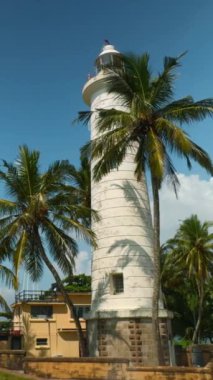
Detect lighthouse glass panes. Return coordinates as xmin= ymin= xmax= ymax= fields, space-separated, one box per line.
xmin=96 ymin=53 xmax=122 ymax=72
xmin=111 ymin=273 xmax=124 ymax=294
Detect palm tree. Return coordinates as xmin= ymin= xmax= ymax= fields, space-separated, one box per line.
xmin=68 ymin=153 xmax=93 ymax=228
xmin=0 ymin=263 xmax=17 ymax=312
xmin=164 ymin=215 xmax=213 ymax=344
xmin=78 ymin=53 xmax=213 ymax=363
xmin=0 ymin=145 xmax=96 ymax=356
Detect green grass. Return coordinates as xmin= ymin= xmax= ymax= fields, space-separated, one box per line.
xmin=0 ymin=371 xmax=33 ymax=380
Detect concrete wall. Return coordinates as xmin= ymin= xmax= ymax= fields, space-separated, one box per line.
xmin=0 ymin=350 xmax=25 ymax=370
xmin=23 ymin=357 xmax=213 ymax=380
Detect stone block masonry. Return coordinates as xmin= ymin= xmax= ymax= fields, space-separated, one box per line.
xmin=96 ymin=317 xmax=171 ymax=366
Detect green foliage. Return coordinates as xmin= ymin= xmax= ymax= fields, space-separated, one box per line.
xmin=0 ymin=264 xmax=17 ymax=312
xmin=64 ymin=274 xmax=91 ymax=292
xmin=79 ymin=52 xmax=213 ymax=185
xmin=51 ymin=274 xmax=91 ymax=292
xmin=0 ymin=320 xmax=11 ymax=333
xmin=173 ymin=338 xmax=192 ymax=348
xmin=66 ymin=153 xmax=99 ymax=228
xmin=0 ymin=145 xmax=95 ymax=281
xmin=162 ymin=215 xmax=213 ymax=343
xmin=0 ymin=312 xmax=12 ymax=319
xmin=0 ymin=372 xmax=32 ymax=380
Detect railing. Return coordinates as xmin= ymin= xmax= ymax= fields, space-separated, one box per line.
xmin=0 ymin=321 xmax=23 ymax=335
xmin=15 ymin=290 xmax=62 ymax=303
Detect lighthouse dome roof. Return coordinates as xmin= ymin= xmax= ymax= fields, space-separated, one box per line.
xmin=99 ymin=44 xmax=120 ymax=57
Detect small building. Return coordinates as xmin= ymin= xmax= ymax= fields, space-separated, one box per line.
xmin=7 ymin=290 xmax=91 ymax=357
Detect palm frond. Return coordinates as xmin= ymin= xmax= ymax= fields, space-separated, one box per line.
xmin=52 ymin=213 xmax=96 ymax=247
xmin=186 ymin=140 xmax=213 ymax=175
xmin=23 ymin=233 xmax=44 ymax=282
xmin=147 ymin=129 xmax=165 ymax=182
xmin=103 ymin=53 xmax=152 ymax=107
xmin=0 ymin=264 xmax=17 ymax=288
xmin=80 ymin=141 xmax=92 ymax=162
xmin=41 ymin=160 xmax=72 ymax=191
xmin=75 ymin=111 xmax=93 ymax=126
xmin=0 ymin=200 xmax=19 ymax=222
xmin=0 ymin=295 xmax=11 ymax=312
xmin=17 ymin=145 xmax=40 ymax=196
xmin=150 ymin=53 xmax=185 ymax=107
xmin=13 ymin=231 xmax=28 ymax=276
xmin=163 ymin=152 xmax=180 ymax=197
xmin=160 ymin=97 xmax=213 ymax=123
xmin=42 ymin=218 xmax=78 ymax=274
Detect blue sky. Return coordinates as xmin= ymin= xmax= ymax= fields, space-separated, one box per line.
xmin=1 ymin=0 xmax=213 ymax=301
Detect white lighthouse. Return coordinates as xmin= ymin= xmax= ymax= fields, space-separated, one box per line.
xmin=82 ymin=43 xmax=171 ymax=365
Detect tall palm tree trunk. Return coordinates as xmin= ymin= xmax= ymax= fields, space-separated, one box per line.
xmin=37 ymin=238 xmax=87 ymax=356
xmin=151 ymin=176 xmax=164 ymax=365
xmin=192 ymin=284 xmax=204 ymax=344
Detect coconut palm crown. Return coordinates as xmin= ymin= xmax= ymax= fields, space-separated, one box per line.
xmin=0 ymin=145 xmax=96 ymax=356
xmin=80 ymin=53 xmax=213 ymax=184
xmin=163 ymin=215 xmax=213 ymax=343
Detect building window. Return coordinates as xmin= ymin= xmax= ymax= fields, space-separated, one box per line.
xmin=36 ymin=338 xmax=48 ymax=346
xmin=0 ymin=335 xmax=8 ymax=341
xmin=73 ymin=305 xmax=90 ymax=319
xmin=31 ymin=305 xmax=53 ymax=319
xmin=111 ymin=273 xmax=124 ymax=294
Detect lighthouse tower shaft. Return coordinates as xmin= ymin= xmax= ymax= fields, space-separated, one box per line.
xmin=82 ymin=44 xmax=172 ymax=365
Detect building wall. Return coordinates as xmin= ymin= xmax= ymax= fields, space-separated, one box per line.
xmin=23 ymin=357 xmax=213 ymax=380
xmin=12 ymin=293 xmax=91 ymax=358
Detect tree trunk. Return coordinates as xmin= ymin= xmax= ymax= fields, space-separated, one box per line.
xmin=192 ymin=284 xmax=204 ymax=344
xmin=151 ymin=176 xmax=164 ymax=365
xmin=38 ymin=238 xmax=87 ymax=356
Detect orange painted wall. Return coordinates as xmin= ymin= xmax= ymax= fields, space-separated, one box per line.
xmin=12 ymin=293 xmax=91 ymax=358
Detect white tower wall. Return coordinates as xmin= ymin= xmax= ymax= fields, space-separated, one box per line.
xmin=83 ymin=71 xmax=161 ymax=315
xmin=82 ymin=45 xmax=172 ymax=365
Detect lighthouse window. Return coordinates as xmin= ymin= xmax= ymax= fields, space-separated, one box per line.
xmin=111 ymin=273 xmax=124 ymax=294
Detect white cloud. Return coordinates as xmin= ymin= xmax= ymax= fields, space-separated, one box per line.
xmin=75 ymin=250 xmax=91 ymax=275
xmin=159 ymin=173 xmax=213 ymax=242
xmin=0 ymin=288 xmax=15 ymax=309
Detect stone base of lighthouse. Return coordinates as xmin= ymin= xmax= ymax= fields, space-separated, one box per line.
xmin=87 ymin=310 xmax=173 ymax=366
